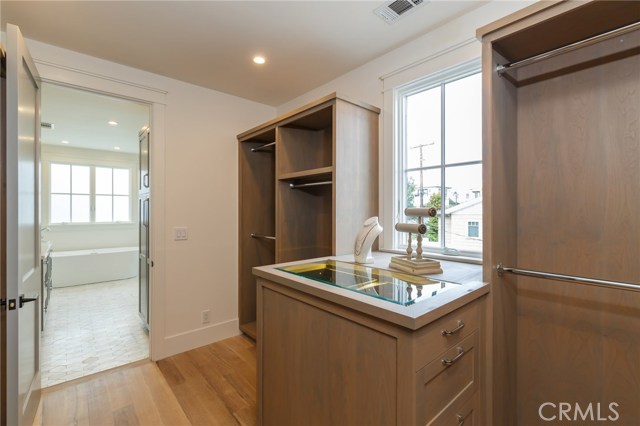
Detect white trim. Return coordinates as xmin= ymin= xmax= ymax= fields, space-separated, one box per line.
xmin=33 ymin=59 xmax=167 ymax=96
xmin=157 ymin=319 xmax=240 ymax=360
xmin=381 ymin=38 xmax=481 ymax=93
xmin=33 ymin=59 xmax=167 ymax=106
xmin=32 ymin=58 xmax=168 ymax=361
xmin=380 ymin=37 xmax=478 ymax=86
xmin=148 ymin=102 xmax=166 ymax=361
xmin=394 ymin=58 xmax=481 ymax=96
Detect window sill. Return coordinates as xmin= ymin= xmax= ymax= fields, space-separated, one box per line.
xmin=47 ymin=222 xmax=136 ymax=231
xmin=379 ymin=248 xmax=482 ymax=265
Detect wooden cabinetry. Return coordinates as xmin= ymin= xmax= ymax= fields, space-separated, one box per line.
xmin=238 ymin=94 xmax=379 ymax=338
xmin=478 ymin=2 xmax=640 ymax=424
xmin=256 ymin=276 xmax=487 ymax=426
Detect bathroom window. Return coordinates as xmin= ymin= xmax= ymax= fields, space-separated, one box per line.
xmin=50 ymin=163 xmax=131 ymax=224
xmin=95 ymin=167 xmax=131 ymax=222
xmin=394 ymin=64 xmax=482 ymax=256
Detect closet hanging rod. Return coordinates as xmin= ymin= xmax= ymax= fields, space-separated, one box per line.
xmin=289 ymin=181 xmax=332 ymax=189
xmin=250 ymin=233 xmax=276 ymax=241
xmin=497 ymin=264 xmax=640 ymax=292
xmin=251 ymin=142 xmax=276 ymax=152
xmin=496 ymin=21 xmax=640 ymax=75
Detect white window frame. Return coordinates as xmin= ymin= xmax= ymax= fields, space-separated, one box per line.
xmin=392 ymin=59 xmax=482 ymax=258
xmin=49 ymin=162 xmax=133 ymax=224
xmin=42 ymin=146 xmax=138 ymax=228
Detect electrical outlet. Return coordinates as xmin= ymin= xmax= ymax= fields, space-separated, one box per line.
xmin=201 ymin=310 xmax=211 ymax=325
xmin=174 ymin=227 xmax=188 ymax=241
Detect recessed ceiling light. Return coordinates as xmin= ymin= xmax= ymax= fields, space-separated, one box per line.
xmin=61 ymin=140 xmax=70 ymax=144
xmin=114 ymin=146 xmax=121 ymax=150
xmin=253 ymin=55 xmax=266 ymax=65
xmin=108 ymin=120 xmax=119 ymax=126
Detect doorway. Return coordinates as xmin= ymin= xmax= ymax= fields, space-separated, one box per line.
xmin=39 ymin=83 xmax=150 ymax=387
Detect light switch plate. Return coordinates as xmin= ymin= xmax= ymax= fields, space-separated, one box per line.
xmin=174 ymin=227 xmax=188 ymax=241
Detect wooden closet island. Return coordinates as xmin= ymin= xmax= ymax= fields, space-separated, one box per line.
xmin=253 ymin=252 xmax=488 ymax=426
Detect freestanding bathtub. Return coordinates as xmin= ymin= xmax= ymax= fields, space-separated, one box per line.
xmin=50 ymin=246 xmax=138 ymax=287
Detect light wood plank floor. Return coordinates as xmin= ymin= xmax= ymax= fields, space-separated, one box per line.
xmin=34 ymin=335 xmax=257 ymax=426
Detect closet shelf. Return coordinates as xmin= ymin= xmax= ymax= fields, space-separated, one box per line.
xmin=278 ymin=166 xmax=333 ymax=182
xmin=238 ymin=93 xmax=379 ymax=340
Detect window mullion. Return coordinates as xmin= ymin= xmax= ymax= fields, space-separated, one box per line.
xmin=68 ymin=166 xmax=73 ymax=223
xmin=398 ymin=94 xmax=408 ymax=249
xmin=112 ymin=167 xmax=115 ymax=223
xmin=91 ymin=166 xmax=96 ymax=223
xmin=406 ymin=160 xmax=482 ymax=173
xmin=440 ymin=82 xmax=446 ymax=249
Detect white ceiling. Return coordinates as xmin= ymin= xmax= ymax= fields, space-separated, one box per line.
xmin=41 ymin=83 xmax=149 ymax=154
xmin=2 ymin=0 xmax=487 ymax=106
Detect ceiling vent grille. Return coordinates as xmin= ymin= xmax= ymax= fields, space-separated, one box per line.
xmin=41 ymin=122 xmax=55 ymax=130
xmin=374 ymin=0 xmax=425 ymax=24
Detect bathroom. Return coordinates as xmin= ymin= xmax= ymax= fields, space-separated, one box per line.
xmin=39 ymin=82 xmax=150 ymax=387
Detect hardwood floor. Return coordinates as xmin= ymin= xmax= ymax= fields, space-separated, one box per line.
xmin=34 ymin=335 xmax=257 ymax=426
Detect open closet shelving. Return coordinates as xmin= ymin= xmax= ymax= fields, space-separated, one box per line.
xmin=478 ymin=1 xmax=640 ymax=424
xmin=237 ymin=93 xmax=380 ymax=338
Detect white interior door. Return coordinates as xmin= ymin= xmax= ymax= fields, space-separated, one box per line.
xmin=5 ymin=23 xmax=42 ymax=426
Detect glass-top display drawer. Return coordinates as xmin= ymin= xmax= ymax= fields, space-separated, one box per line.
xmin=278 ymin=260 xmax=460 ymax=306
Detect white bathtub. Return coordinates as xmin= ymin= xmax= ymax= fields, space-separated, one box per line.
xmin=51 ymin=246 xmax=138 ymax=287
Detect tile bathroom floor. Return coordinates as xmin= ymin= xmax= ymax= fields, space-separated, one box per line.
xmin=40 ymin=277 xmax=149 ymax=388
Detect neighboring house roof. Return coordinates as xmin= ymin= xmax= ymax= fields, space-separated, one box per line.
xmin=444 ymin=197 xmax=482 ymax=215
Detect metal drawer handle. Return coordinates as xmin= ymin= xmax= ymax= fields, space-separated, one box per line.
xmin=442 ymin=346 xmax=466 ymax=367
xmin=456 ymin=414 xmax=465 ymax=426
xmin=441 ymin=320 xmax=465 ymax=336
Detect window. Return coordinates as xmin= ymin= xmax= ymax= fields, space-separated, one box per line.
xmin=50 ymin=163 xmax=131 ymax=224
xmin=468 ymin=221 xmax=479 ymax=238
xmin=395 ymin=63 xmax=482 ymax=255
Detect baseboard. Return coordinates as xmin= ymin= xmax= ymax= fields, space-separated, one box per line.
xmin=154 ymin=318 xmax=240 ymax=360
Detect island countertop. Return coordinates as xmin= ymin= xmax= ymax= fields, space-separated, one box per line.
xmin=253 ymin=251 xmax=488 ymax=330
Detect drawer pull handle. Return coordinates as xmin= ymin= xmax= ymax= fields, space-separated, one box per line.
xmin=442 ymin=346 xmax=466 ymax=367
xmin=456 ymin=414 xmax=465 ymax=426
xmin=441 ymin=320 xmax=465 ymax=336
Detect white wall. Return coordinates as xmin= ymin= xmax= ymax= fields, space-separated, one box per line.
xmin=277 ymin=1 xmax=533 ymax=114
xmin=41 ymin=144 xmax=139 ymax=251
xmin=16 ymin=0 xmax=533 ymax=360
xmin=275 ymin=1 xmax=534 ymax=249
xmin=26 ymin=39 xmax=276 ymax=359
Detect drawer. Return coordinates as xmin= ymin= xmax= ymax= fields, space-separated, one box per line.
xmin=427 ymin=392 xmax=477 ymax=426
xmin=416 ymin=332 xmax=478 ymax=426
xmin=414 ymin=299 xmax=481 ymax=371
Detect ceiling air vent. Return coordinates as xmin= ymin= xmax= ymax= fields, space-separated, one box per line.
xmin=41 ymin=122 xmax=55 ymax=130
xmin=374 ymin=0 xmax=425 ymax=25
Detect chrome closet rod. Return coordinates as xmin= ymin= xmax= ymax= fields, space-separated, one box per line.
xmin=251 ymin=142 xmax=275 ymax=152
xmin=496 ymin=21 xmax=640 ymax=75
xmin=250 ymin=233 xmax=276 ymax=241
xmin=289 ymin=181 xmax=332 ymax=189
xmin=497 ymin=264 xmax=640 ymax=292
